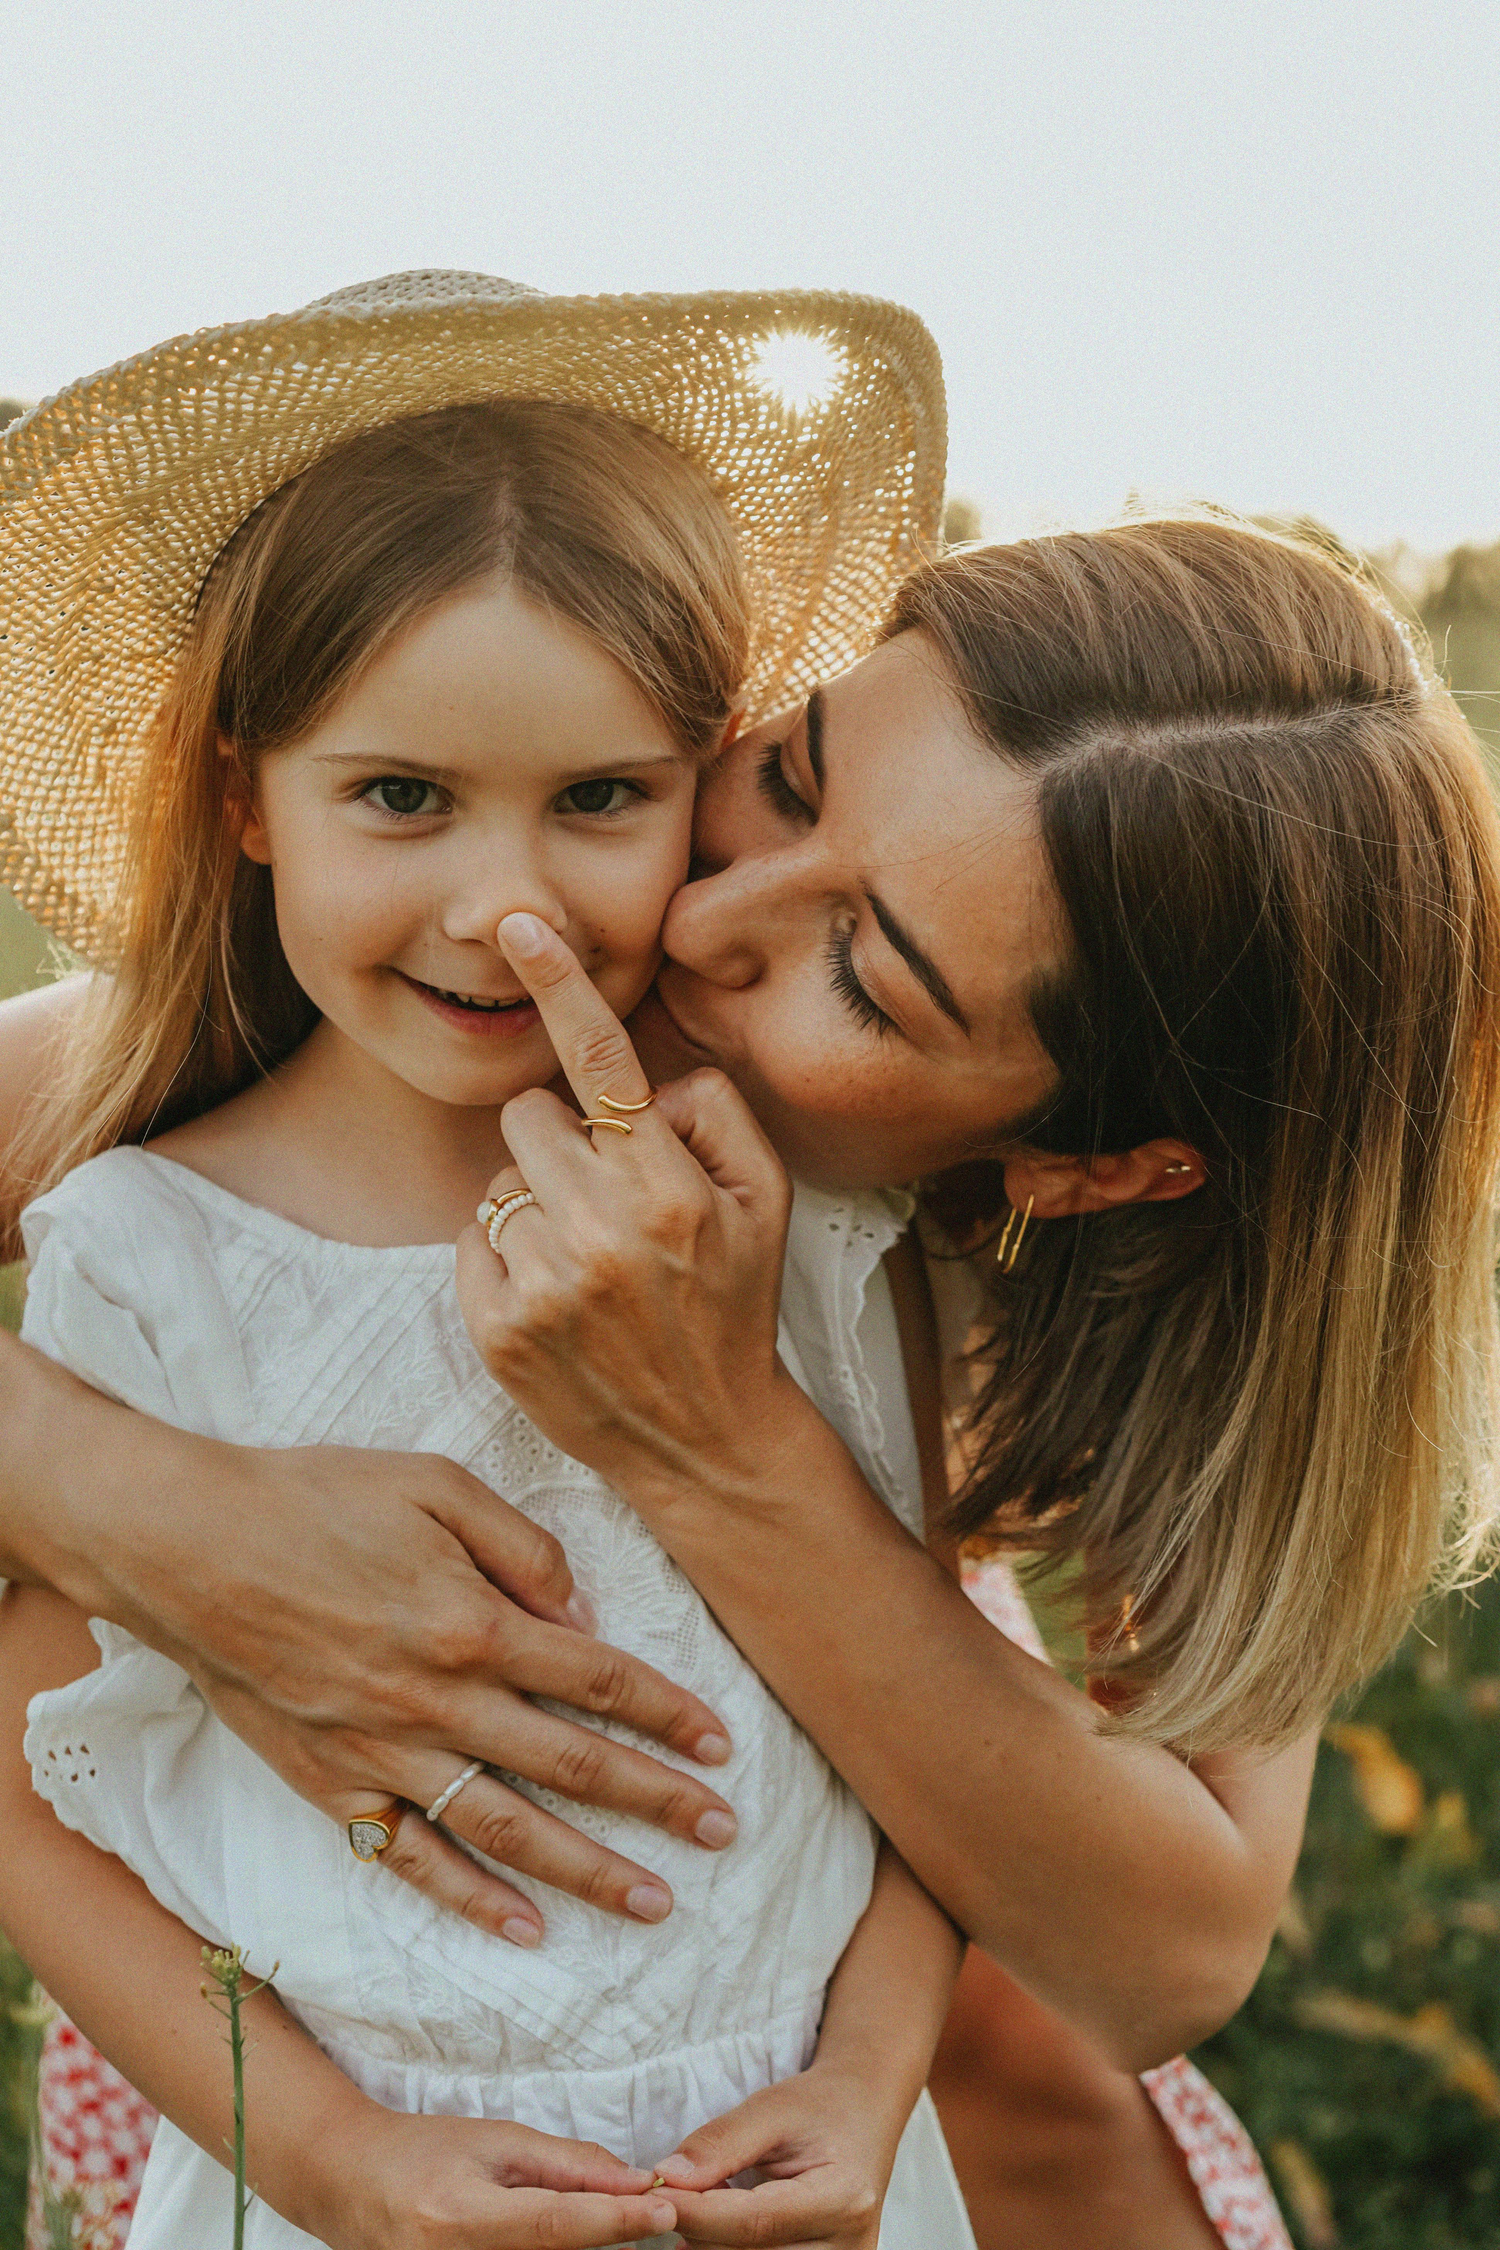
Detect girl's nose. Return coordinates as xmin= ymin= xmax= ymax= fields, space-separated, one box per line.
xmin=441 ymin=842 xmax=568 ymax=948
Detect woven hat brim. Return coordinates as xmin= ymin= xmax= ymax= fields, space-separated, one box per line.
xmin=0 ymin=281 xmax=946 ymax=958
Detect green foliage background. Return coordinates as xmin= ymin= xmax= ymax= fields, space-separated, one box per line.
xmin=3 ymin=524 xmax=1500 ymax=2246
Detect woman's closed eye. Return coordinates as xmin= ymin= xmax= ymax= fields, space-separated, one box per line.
xmin=757 ymin=740 xmax=815 ymax=826
xmin=828 ymin=919 xmax=894 ymax=1037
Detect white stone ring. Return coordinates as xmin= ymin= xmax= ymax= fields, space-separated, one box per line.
xmin=426 ymin=1760 xmax=485 ymax=1826
xmin=478 ymin=1190 xmax=538 ymax=1254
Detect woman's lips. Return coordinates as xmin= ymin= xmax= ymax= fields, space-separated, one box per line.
xmin=398 ymin=973 xmax=541 ymax=1039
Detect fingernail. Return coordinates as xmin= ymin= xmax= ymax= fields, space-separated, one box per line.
xmin=693 ymin=1730 xmax=731 ymax=1766
xmin=694 ymin=1808 xmax=737 ymax=1849
xmin=626 ymin=1882 xmax=673 ymax=1924
xmin=565 ymin=1590 xmax=598 ymax=1635
xmin=655 ymin=2156 xmax=695 ymax=2187
xmin=647 ymin=2199 xmax=677 ymax=2231
xmin=501 ymin=1917 xmax=541 ymax=1948
xmin=499 ymin=911 xmax=549 ymax=960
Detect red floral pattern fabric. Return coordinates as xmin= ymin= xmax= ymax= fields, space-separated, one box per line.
xmin=25 ymin=2014 xmax=156 ymax=2250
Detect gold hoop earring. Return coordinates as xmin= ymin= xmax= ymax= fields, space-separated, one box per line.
xmin=996 ymin=1193 xmax=1034 ymax=1273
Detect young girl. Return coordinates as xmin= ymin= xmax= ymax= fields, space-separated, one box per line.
xmin=0 ymin=284 xmax=973 ymax=2247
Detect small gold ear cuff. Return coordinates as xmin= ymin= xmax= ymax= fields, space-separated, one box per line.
xmin=995 ymin=1193 xmax=1034 ymax=1272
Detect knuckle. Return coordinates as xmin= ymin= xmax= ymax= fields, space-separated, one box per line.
xmin=644 ymin=1189 xmax=702 ymax=1244
xmin=535 ymin=2207 xmax=580 ymax=2249
xmin=422 ymin=1611 xmax=491 ymax=1678
xmin=548 ymin=1736 xmax=609 ymax=1798
xmin=572 ymin=1229 xmax=629 ymax=1293
xmin=465 ymin=1800 xmax=531 ymax=1865
xmin=376 ymin=1822 xmax=427 ymax=1882
xmin=686 ymin=1064 xmax=734 ymax=1103
xmin=502 ymin=1085 xmax=551 ymax=1126
xmin=652 ymin=1779 xmax=703 ymax=1832
xmin=506 ymin=1513 xmax=570 ymax=1592
xmin=574 ymin=1021 xmax=635 ymax=1083
xmin=841 ymin=2182 xmax=881 ymax=2228
xmin=474 ymin=1306 xmax=520 ymax=1369
xmin=571 ymin=1854 xmax=623 ymax=1911
xmin=581 ymin=1650 xmax=635 ymax=1718
xmin=448 ymin=1869 xmax=509 ymax=1932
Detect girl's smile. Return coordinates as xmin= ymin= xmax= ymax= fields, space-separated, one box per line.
xmin=396 ymin=975 xmax=542 ymax=1039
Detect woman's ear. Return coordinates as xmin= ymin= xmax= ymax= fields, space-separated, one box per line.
xmin=220 ymin=735 xmax=272 ymax=865
xmin=1004 ymin=1138 xmax=1204 ymax=1217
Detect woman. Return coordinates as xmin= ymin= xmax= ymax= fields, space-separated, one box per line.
xmin=2 ymin=503 xmax=1493 ymax=2241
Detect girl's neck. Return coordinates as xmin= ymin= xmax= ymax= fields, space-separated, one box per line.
xmin=148 ymin=1018 xmax=541 ymax=1247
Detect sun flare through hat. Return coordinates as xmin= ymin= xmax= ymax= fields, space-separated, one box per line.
xmin=0 ymin=270 xmax=946 ymax=957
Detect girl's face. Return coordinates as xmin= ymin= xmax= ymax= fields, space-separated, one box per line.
xmin=634 ymin=631 xmax=1065 ymax=1188
xmin=239 ymin=575 xmax=697 ymax=1113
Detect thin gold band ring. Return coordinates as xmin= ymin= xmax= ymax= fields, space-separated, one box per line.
xmin=582 ymin=1087 xmax=656 ymax=1137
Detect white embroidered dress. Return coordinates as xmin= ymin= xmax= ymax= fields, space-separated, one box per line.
xmin=20 ymin=1151 xmax=974 ymax=2250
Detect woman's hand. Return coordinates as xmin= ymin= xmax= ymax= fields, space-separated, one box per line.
xmin=455 ymin=913 xmax=816 ymax=1506
xmin=0 ymin=1337 xmax=740 ymax=1942
xmin=312 ymin=2105 xmax=679 ymax=2250
xmin=653 ymin=2066 xmax=899 ymax=2250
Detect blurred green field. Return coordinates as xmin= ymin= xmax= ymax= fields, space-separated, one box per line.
xmin=4 ymin=533 xmax=1500 ymax=2246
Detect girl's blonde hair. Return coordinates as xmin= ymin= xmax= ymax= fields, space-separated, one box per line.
xmin=31 ymin=400 xmax=748 ymax=1188
xmin=902 ymin=519 xmax=1500 ymax=1751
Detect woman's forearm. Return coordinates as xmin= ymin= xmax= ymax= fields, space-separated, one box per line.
xmin=0 ymin=1331 xmax=144 ymax=1594
xmin=619 ymin=1377 xmax=1312 ymax=2071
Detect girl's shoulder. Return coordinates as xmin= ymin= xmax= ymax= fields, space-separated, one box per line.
xmin=20 ymin=1149 xmax=257 ymax=1438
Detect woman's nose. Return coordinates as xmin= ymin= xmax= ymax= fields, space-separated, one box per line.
xmin=662 ymin=847 xmax=802 ymax=989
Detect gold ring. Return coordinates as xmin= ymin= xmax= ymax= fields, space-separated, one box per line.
xmin=582 ymin=1116 xmax=634 ymax=1136
xmin=596 ymin=1089 xmax=656 ymax=1115
xmin=348 ymin=1804 xmax=403 ymax=1861
xmin=478 ymin=1190 xmax=538 ymax=1250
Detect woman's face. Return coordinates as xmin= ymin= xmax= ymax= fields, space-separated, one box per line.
xmin=632 ymin=631 xmax=1065 ymax=1188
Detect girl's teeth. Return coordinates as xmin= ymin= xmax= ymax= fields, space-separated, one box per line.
xmin=440 ymin=989 xmax=513 ymax=1011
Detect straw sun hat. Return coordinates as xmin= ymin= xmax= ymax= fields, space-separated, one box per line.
xmin=0 ymin=271 xmax=946 ymax=959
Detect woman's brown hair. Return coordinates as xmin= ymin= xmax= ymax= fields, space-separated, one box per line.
xmin=30 ymin=399 xmax=747 ymax=1184
xmin=898 ymin=519 xmax=1500 ymax=1751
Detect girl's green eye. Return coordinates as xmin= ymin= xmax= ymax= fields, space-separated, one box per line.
xmin=559 ymin=778 xmax=634 ymax=816
xmin=370 ymin=777 xmax=438 ymax=817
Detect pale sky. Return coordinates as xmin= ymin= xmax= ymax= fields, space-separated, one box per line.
xmin=3 ymin=0 xmax=1498 ymax=555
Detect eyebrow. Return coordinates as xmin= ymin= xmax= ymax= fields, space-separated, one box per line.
xmin=866 ymin=886 xmax=971 ymax=1034
xmin=309 ymin=747 xmax=685 ymax=780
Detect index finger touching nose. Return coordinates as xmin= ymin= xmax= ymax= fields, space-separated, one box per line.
xmin=498 ymin=912 xmax=655 ymax=1118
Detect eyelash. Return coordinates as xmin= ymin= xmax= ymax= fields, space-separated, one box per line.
xmin=827 ymin=922 xmax=893 ymax=1037
xmin=361 ymin=777 xmax=448 ymax=820
xmin=757 ymin=742 xmax=814 ymax=824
